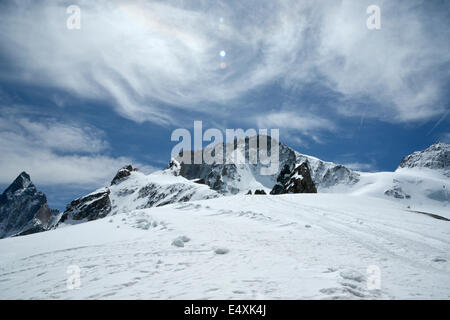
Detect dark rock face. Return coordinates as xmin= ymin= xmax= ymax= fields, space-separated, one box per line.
xmin=179 ymin=157 xmax=230 ymax=193
xmin=0 ymin=172 xmax=59 ymax=238
xmin=110 ymin=165 xmax=136 ymax=186
xmin=384 ymin=180 xmax=411 ymax=199
xmin=254 ymin=190 xmax=267 ymax=195
xmin=384 ymin=187 xmax=411 ymax=199
xmin=270 ymin=164 xmax=292 ymax=195
xmin=59 ymin=188 xmax=111 ymax=223
xmin=271 ymin=163 xmax=317 ymax=195
xmin=167 ymin=159 xmax=181 ymax=176
xmin=61 ymin=165 xmax=136 ymax=223
xmin=194 ymin=178 xmax=206 ymax=185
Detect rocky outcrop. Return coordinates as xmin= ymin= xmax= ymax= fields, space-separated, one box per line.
xmin=254 ymin=190 xmax=267 ymax=195
xmin=59 ymin=188 xmax=111 ymax=223
xmin=111 ymin=165 xmax=137 ymax=185
xmin=58 ymin=164 xmax=220 ymax=225
xmin=166 ymin=159 xmax=181 ymax=176
xmin=0 ymin=172 xmax=59 ymax=238
xmin=384 ymin=187 xmax=411 ymax=199
xmin=398 ymin=142 xmax=449 ymax=176
xmin=271 ymin=163 xmax=317 ymax=195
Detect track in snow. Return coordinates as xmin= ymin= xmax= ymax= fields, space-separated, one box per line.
xmin=0 ymin=194 xmax=449 ymax=299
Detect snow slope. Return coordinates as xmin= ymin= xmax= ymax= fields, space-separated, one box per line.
xmin=1 ymin=194 xmax=449 ymax=299
xmin=323 ymin=168 xmax=449 ymax=219
xmin=108 ymin=168 xmax=220 ymax=215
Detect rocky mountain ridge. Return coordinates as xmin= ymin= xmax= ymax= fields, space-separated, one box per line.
xmin=0 ymin=172 xmax=59 ymax=238
xmin=59 ymin=164 xmax=219 ymax=225
xmin=1 ymin=140 xmax=448 ymax=238
xmin=178 ymin=135 xmax=358 ymax=195
xmin=398 ymin=142 xmax=449 ymax=176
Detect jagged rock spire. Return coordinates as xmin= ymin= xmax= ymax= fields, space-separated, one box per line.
xmin=0 ymin=172 xmax=59 ymax=238
xmin=111 ymin=165 xmax=137 ymax=186
xmin=271 ymin=162 xmax=317 ymax=195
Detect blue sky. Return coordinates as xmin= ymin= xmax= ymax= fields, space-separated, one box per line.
xmin=0 ymin=0 xmax=449 ymax=210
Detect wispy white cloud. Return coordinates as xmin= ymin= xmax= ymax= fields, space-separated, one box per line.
xmin=256 ymin=111 xmax=334 ymax=134
xmin=342 ymin=162 xmax=376 ymax=172
xmin=0 ymin=112 xmax=156 ymax=186
xmin=0 ymin=0 xmax=448 ymax=126
xmin=315 ymin=0 xmax=449 ymax=122
xmin=3 ymin=117 xmax=109 ymax=154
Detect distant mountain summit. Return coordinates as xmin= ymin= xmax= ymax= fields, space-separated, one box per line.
xmin=398 ymin=142 xmax=449 ymax=176
xmin=178 ymin=135 xmax=359 ymax=194
xmin=59 ymin=164 xmax=219 ymax=225
xmin=60 ymin=136 xmax=360 ymax=226
xmin=0 ymin=172 xmax=59 ymax=238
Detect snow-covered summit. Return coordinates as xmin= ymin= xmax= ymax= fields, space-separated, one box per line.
xmin=178 ymin=135 xmax=359 ymax=194
xmin=294 ymin=152 xmax=359 ymax=190
xmin=398 ymin=142 xmax=449 ymax=175
xmin=59 ymin=164 xmax=220 ymax=225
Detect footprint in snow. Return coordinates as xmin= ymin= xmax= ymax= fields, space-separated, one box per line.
xmin=171 ymin=236 xmax=191 ymax=248
xmin=432 ymin=257 xmax=447 ymax=263
xmin=180 ymin=235 xmax=190 ymax=242
xmin=214 ymin=248 xmax=229 ymax=255
xmin=339 ymin=270 xmax=365 ymax=283
xmin=172 ymin=239 xmax=184 ymax=247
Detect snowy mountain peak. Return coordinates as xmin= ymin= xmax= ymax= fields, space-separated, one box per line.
xmin=59 ymin=164 xmax=220 ymax=225
xmin=398 ymin=142 xmax=449 ymax=175
xmin=178 ymin=135 xmax=359 ymax=194
xmin=3 ymin=171 xmax=33 ymax=195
